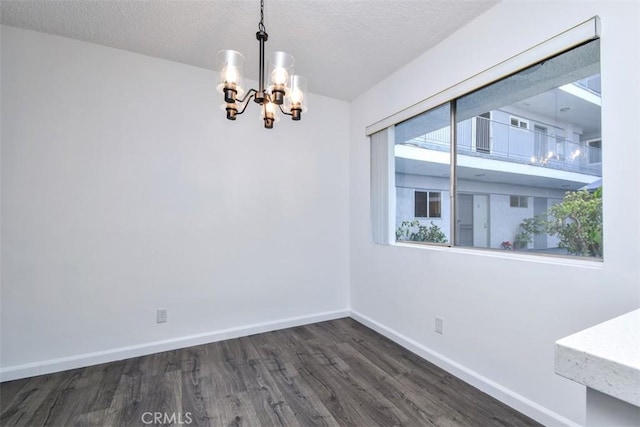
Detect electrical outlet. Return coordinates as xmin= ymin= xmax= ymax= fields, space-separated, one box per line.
xmin=435 ymin=316 xmax=444 ymax=334
xmin=157 ymin=309 xmax=168 ymax=323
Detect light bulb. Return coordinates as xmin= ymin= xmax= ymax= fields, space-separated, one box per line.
xmin=223 ymin=66 xmax=239 ymax=84
xmin=265 ymin=101 xmax=276 ymax=115
xmin=271 ymin=68 xmax=289 ymax=86
xmin=290 ymin=88 xmax=304 ymax=105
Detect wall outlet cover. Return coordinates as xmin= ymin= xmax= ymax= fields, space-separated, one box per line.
xmin=435 ymin=316 xmax=444 ymax=334
xmin=157 ymin=309 xmax=168 ymax=323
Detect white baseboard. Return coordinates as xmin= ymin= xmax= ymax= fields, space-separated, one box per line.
xmin=0 ymin=308 xmax=580 ymax=427
xmin=349 ymin=310 xmax=581 ymax=427
xmin=0 ymin=309 xmax=349 ymax=382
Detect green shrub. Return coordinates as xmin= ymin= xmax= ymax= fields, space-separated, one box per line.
xmin=515 ymin=188 xmax=602 ymax=257
xmin=547 ymin=188 xmax=602 ymax=257
xmin=396 ymin=220 xmax=448 ymax=243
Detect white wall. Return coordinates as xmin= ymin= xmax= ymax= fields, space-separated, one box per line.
xmin=0 ymin=26 xmax=350 ymax=378
xmin=350 ymin=1 xmax=639 ymax=426
xmin=2 ymin=1 xmax=639 ymax=423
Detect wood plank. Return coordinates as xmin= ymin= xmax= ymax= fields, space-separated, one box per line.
xmin=217 ymin=337 xmax=301 ymax=426
xmin=18 ymin=370 xmax=88 ymax=426
xmin=0 ymin=318 xmax=541 ymax=427
xmin=69 ymin=408 xmax=109 ymax=427
xmin=291 ymin=340 xmax=409 ymax=426
xmin=80 ymin=360 xmax=127 ymax=412
xmin=102 ymin=371 xmax=145 ymax=426
xmin=182 ymin=373 xmax=216 ymax=426
xmin=1 ymin=374 xmax=66 ymax=426
xmin=181 ymin=357 xmax=212 ymax=426
xmin=251 ymin=348 xmax=340 ymax=427
xmin=103 ymin=369 xmax=182 ymax=425
xmin=333 ymin=342 xmax=442 ymax=426
xmin=202 ymin=342 xmax=249 ymax=398
xmin=210 ymin=391 xmax=261 ymax=427
xmin=28 ymin=386 xmax=98 ymax=426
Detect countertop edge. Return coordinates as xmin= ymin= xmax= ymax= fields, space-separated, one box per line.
xmin=555 ymin=341 xmax=640 ymax=407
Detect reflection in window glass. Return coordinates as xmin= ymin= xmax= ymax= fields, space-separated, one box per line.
xmin=415 ymin=191 xmax=429 ymax=217
xmin=395 ymin=104 xmax=450 ymax=243
xmin=510 ymin=196 xmax=529 ymax=208
xmin=390 ymin=40 xmax=602 ymax=258
xmin=429 ymin=192 xmax=442 ymax=218
xmin=455 ymin=40 xmax=602 ymax=257
xmin=414 ymin=191 xmax=442 ymax=218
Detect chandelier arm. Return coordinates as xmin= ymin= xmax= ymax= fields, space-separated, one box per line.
xmin=277 ymin=104 xmax=293 ymax=117
xmin=236 ymin=88 xmax=258 ymax=105
xmin=217 ymin=0 xmax=305 ymax=127
xmin=234 ymin=92 xmax=257 ymax=116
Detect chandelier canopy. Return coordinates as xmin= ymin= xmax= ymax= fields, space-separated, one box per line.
xmin=216 ymin=0 xmax=308 ymax=129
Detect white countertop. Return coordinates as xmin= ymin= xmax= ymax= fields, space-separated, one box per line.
xmin=555 ymin=309 xmax=640 ymax=407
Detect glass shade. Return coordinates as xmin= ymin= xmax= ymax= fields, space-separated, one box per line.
xmin=285 ymin=75 xmax=308 ymax=117
xmin=267 ymin=51 xmax=294 ymax=104
xmin=216 ymin=50 xmax=245 ymax=99
xmin=260 ymin=100 xmax=280 ymax=128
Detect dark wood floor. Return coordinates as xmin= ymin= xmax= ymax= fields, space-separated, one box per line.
xmin=1 ymin=318 xmax=540 ymax=426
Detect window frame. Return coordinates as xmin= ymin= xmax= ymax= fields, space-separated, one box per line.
xmin=510 ymin=116 xmax=529 ymax=130
xmin=414 ymin=190 xmax=442 ymax=219
xmin=510 ymin=196 xmax=529 ymax=208
xmin=365 ymin=17 xmax=600 ymax=136
xmin=369 ymin=17 xmax=602 ymax=261
xmin=586 ymin=138 xmax=602 ymax=164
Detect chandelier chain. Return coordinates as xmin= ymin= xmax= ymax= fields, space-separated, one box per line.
xmin=258 ymin=0 xmax=266 ymax=33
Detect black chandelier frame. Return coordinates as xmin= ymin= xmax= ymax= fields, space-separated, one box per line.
xmin=220 ymin=0 xmax=305 ymax=129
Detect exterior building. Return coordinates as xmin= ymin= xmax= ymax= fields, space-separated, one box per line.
xmin=394 ymin=73 xmax=602 ymax=252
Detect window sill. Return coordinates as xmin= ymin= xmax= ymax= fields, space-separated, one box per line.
xmin=393 ymin=241 xmax=603 ymax=269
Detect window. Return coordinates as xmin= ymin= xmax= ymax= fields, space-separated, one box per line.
xmin=395 ymin=103 xmax=451 ymax=243
xmin=456 ymin=40 xmax=601 ymax=257
xmin=555 ymin=137 xmax=566 ymax=161
xmin=510 ymin=196 xmax=528 ymax=208
xmin=386 ymin=38 xmax=602 ymax=259
xmin=587 ymin=139 xmax=602 ymax=164
xmin=510 ymin=116 xmax=529 ymax=130
xmin=415 ymin=191 xmax=442 ymax=218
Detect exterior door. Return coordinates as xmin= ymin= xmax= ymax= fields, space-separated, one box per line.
xmin=473 ymin=194 xmax=489 ymax=248
xmin=533 ymin=197 xmax=547 ymax=249
xmin=534 ymin=125 xmax=548 ymax=159
xmin=457 ymin=194 xmax=473 ymax=246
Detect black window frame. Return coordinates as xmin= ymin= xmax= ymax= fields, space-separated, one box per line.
xmin=415 ymin=191 xmax=442 ymax=218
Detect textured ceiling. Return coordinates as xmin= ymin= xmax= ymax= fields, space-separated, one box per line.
xmin=0 ymin=0 xmax=499 ymax=101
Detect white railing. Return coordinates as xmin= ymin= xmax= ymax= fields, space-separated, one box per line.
xmin=400 ymin=117 xmax=602 ymax=176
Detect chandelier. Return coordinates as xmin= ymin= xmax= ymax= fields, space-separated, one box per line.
xmin=216 ymin=0 xmax=308 ymax=129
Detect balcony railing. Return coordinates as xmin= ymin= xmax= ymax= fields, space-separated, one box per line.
xmin=573 ymin=78 xmax=601 ymax=96
xmin=400 ymin=117 xmax=602 ymax=176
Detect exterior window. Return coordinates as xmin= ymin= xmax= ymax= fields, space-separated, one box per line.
xmin=510 ymin=196 xmax=528 ymax=208
xmin=510 ymin=116 xmax=529 ymax=129
xmin=389 ymin=38 xmax=602 ymax=258
xmin=556 ymin=137 xmax=566 ymax=161
xmin=455 ymin=39 xmax=601 ymax=257
xmin=587 ymin=139 xmax=602 ymax=164
xmin=429 ymin=192 xmax=442 ymax=218
xmin=415 ymin=191 xmax=442 ymax=218
xmin=395 ymin=103 xmax=451 ymax=243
